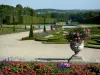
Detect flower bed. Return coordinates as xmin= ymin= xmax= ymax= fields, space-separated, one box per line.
xmin=0 ymin=61 xmax=100 ymax=75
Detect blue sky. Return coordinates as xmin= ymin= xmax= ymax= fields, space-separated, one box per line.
xmin=0 ymin=0 xmax=100 ymax=9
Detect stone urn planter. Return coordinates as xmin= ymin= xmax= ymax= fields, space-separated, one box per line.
xmin=66 ymin=27 xmax=91 ymax=63
xmin=70 ymin=40 xmax=84 ymax=56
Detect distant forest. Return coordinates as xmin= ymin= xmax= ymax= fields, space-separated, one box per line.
xmin=0 ymin=4 xmax=100 ymax=25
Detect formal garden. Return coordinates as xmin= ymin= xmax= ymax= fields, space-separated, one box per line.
xmin=0 ymin=24 xmax=100 ymax=75
xmin=0 ymin=3 xmax=100 ymax=75
xmin=22 ymin=25 xmax=100 ymax=49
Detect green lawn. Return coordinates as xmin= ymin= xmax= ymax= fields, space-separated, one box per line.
xmin=0 ymin=25 xmax=38 ymax=35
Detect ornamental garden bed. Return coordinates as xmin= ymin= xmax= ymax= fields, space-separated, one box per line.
xmin=0 ymin=61 xmax=100 ymax=75
xmin=85 ymin=36 xmax=100 ymax=49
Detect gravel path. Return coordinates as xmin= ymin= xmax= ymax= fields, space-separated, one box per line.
xmin=0 ymin=29 xmax=100 ymax=62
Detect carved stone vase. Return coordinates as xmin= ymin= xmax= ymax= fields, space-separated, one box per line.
xmin=70 ymin=40 xmax=84 ymax=56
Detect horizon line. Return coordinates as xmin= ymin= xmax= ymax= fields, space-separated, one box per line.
xmin=0 ymin=4 xmax=100 ymax=10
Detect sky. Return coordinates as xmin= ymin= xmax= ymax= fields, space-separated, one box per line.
xmin=0 ymin=0 xmax=100 ymax=10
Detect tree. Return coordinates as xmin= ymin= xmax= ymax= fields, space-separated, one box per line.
xmin=29 ymin=25 xmax=33 ymax=37
xmin=16 ymin=4 xmax=23 ymax=15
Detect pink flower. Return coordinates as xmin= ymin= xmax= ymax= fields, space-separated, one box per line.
xmin=85 ymin=31 xmax=88 ymax=34
xmin=78 ymin=37 xmax=80 ymax=40
xmin=80 ymin=34 xmax=82 ymax=36
xmin=87 ymin=28 xmax=90 ymax=32
xmin=87 ymin=31 xmax=90 ymax=34
xmin=77 ymin=33 xmax=80 ymax=36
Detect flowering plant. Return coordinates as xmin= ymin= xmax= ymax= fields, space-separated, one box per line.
xmin=0 ymin=60 xmax=100 ymax=75
xmin=66 ymin=27 xmax=91 ymax=43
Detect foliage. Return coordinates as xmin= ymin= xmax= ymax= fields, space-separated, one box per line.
xmin=13 ymin=26 xmax=16 ymax=31
xmin=51 ymin=25 xmax=53 ymax=31
xmin=90 ymin=27 xmax=100 ymax=35
xmin=0 ymin=4 xmax=55 ymax=24
xmin=0 ymin=61 xmax=100 ymax=75
xmin=85 ymin=36 xmax=100 ymax=49
xmin=0 ymin=27 xmax=29 ymax=35
xmin=37 ymin=9 xmax=100 ymax=24
xmin=43 ymin=25 xmax=46 ymax=32
xmin=66 ymin=27 xmax=91 ymax=43
xmin=24 ymin=25 xmax=26 ymax=30
xmin=1 ymin=25 xmax=2 ymax=27
xmin=29 ymin=25 xmax=33 ymax=38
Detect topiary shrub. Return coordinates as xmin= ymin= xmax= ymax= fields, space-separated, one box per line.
xmin=51 ymin=25 xmax=53 ymax=31
xmin=29 ymin=25 xmax=33 ymax=38
xmin=13 ymin=26 xmax=15 ymax=31
xmin=33 ymin=25 xmax=34 ymax=28
xmin=0 ymin=25 xmax=2 ymax=28
xmin=25 ymin=25 xmax=27 ymax=30
xmin=43 ymin=25 xmax=46 ymax=32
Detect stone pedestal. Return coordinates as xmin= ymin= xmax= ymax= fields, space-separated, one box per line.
xmin=69 ymin=56 xmax=84 ymax=63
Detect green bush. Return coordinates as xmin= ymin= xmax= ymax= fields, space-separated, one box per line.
xmin=25 ymin=25 xmax=27 ymax=30
xmin=13 ymin=26 xmax=15 ymax=31
xmin=50 ymin=25 xmax=53 ymax=31
xmin=43 ymin=25 xmax=46 ymax=32
xmin=29 ymin=25 xmax=33 ymax=37
xmin=22 ymin=37 xmax=35 ymax=40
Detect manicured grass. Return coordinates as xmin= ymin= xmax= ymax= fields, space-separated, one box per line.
xmin=85 ymin=36 xmax=100 ymax=49
xmin=0 ymin=25 xmax=39 ymax=35
xmin=0 ymin=27 xmax=29 ymax=35
xmin=84 ymin=44 xmax=100 ymax=49
xmin=33 ymin=30 xmax=68 ymax=44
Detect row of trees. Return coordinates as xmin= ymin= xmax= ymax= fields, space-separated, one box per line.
xmin=0 ymin=4 xmax=55 ymax=25
xmin=4 ymin=16 xmax=55 ymax=24
xmin=0 ymin=4 xmax=100 ymax=24
xmin=37 ymin=11 xmax=100 ymax=24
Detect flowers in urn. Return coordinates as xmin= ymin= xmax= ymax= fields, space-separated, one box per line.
xmin=66 ymin=26 xmax=91 ymax=62
xmin=67 ymin=28 xmax=91 ymax=43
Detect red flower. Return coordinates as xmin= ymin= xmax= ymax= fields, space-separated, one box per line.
xmin=18 ymin=68 xmax=22 ymax=71
xmin=0 ymin=71 xmax=3 ymax=75
xmin=15 ymin=62 xmax=20 ymax=66
xmin=29 ymin=68 xmax=35 ymax=73
xmin=48 ymin=66 xmax=52 ymax=71
xmin=24 ymin=69 xmax=27 ymax=72
xmin=11 ymin=72 xmax=16 ymax=75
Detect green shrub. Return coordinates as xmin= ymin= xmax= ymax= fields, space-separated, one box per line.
xmin=51 ymin=25 xmax=53 ymax=31
xmin=22 ymin=37 xmax=34 ymax=40
xmin=1 ymin=25 xmax=2 ymax=27
xmin=25 ymin=25 xmax=27 ymax=30
xmin=33 ymin=25 xmax=34 ymax=28
xmin=29 ymin=25 xmax=33 ymax=37
xmin=84 ymin=45 xmax=100 ymax=49
xmin=43 ymin=25 xmax=46 ymax=32
xmin=13 ymin=26 xmax=15 ymax=31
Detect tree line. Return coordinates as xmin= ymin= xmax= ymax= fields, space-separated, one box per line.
xmin=0 ymin=4 xmax=100 ymax=25
xmin=37 ymin=9 xmax=100 ymax=24
xmin=0 ymin=4 xmax=55 ymax=25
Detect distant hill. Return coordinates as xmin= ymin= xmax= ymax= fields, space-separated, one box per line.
xmin=36 ymin=9 xmax=100 ymax=13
